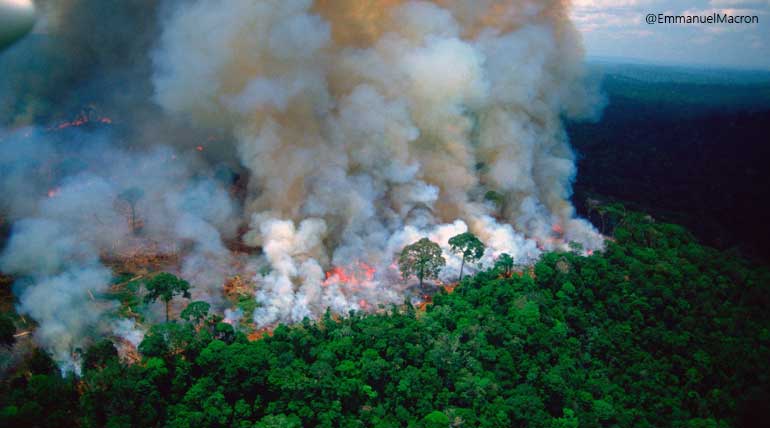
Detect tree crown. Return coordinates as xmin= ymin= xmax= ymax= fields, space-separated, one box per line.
xmin=398 ymin=238 xmax=446 ymax=282
xmin=495 ymin=253 xmax=514 ymax=269
xmin=143 ymin=273 xmax=191 ymax=304
xmin=448 ymin=232 xmax=485 ymax=263
xmin=181 ymin=301 xmax=211 ymax=324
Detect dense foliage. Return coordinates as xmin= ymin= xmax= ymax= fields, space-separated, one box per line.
xmin=448 ymin=232 xmax=485 ymax=282
xmin=568 ymin=65 xmax=770 ymax=262
xmin=1 ymin=211 xmax=769 ymax=427
xmin=399 ymin=238 xmax=446 ymax=288
xmin=144 ymin=273 xmax=192 ymax=322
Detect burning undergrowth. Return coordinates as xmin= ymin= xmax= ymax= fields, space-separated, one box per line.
xmin=0 ymin=0 xmax=604 ymax=371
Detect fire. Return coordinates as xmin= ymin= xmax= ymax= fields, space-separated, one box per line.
xmin=47 ymin=187 xmax=60 ymax=198
xmin=552 ymin=223 xmax=564 ymax=235
xmin=51 ymin=115 xmax=112 ymax=130
xmin=47 ymin=106 xmax=114 ymax=131
xmin=248 ymin=326 xmax=274 ymax=342
xmin=323 ymin=261 xmax=376 ymax=286
xmin=115 ymin=337 xmax=141 ymax=365
xmin=195 ymin=145 xmax=204 ymax=152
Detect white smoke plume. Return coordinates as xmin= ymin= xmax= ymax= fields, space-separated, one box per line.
xmin=0 ymin=128 xmax=239 ymax=367
xmin=152 ymin=0 xmax=604 ymax=327
xmin=0 ymin=0 xmax=605 ymax=366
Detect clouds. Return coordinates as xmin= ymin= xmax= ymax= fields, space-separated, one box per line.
xmin=571 ymin=0 xmax=770 ymax=68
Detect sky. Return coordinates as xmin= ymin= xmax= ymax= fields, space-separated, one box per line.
xmin=571 ymin=0 xmax=770 ymax=69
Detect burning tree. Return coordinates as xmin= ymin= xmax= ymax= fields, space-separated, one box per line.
xmin=143 ymin=273 xmax=191 ymax=322
xmin=448 ymin=232 xmax=485 ymax=282
xmin=398 ymin=238 xmax=445 ymax=288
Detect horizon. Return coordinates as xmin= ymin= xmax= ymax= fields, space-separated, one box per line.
xmin=585 ymin=54 xmax=770 ymax=73
xmin=572 ymin=0 xmax=770 ymax=71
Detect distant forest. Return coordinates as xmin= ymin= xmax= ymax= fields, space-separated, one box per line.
xmin=570 ymin=63 xmax=770 ymax=263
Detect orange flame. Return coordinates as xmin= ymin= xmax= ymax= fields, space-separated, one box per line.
xmin=51 ymin=115 xmax=113 ymax=131
xmin=552 ymin=223 xmax=564 ymax=235
xmin=323 ymin=261 xmax=376 ymax=287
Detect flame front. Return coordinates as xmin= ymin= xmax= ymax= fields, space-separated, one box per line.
xmin=323 ymin=261 xmax=377 ymax=287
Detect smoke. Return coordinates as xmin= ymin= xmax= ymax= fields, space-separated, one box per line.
xmin=0 ymin=128 xmax=238 ymax=368
xmin=0 ymin=0 xmax=604 ymax=367
xmin=152 ymin=0 xmax=604 ymax=326
xmin=0 ymin=0 xmax=170 ymax=126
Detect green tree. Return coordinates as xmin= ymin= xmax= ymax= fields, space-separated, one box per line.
xmin=181 ymin=301 xmax=211 ymax=327
xmin=399 ymin=238 xmax=446 ymax=288
xmin=421 ymin=410 xmax=450 ymax=428
xmin=143 ymin=273 xmax=191 ymax=322
xmin=83 ymin=339 xmax=118 ymax=371
xmin=255 ymin=414 xmax=302 ymax=428
xmin=494 ymin=253 xmax=515 ymax=277
xmin=4 ymin=205 xmax=770 ymax=428
xmin=448 ymin=232 xmax=485 ymax=282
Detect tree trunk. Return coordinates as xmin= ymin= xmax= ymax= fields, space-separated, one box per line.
xmin=165 ymin=300 xmax=170 ymax=322
xmin=129 ymin=203 xmax=136 ymax=234
xmin=418 ymin=265 xmax=424 ymax=288
xmin=459 ymin=258 xmax=465 ymax=282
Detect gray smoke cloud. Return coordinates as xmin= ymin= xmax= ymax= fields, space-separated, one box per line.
xmin=0 ymin=0 xmax=167 ymax=125
xmin=0 ymin=0 xmax=604 ymax=367
xmin=0 ymin=127 xmax=240 ymax=368
xmin=152 ymin=0 xmax=605 ymax=326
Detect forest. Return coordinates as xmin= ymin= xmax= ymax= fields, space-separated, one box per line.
xmin=569 ymin=63 xmax=770 ymax=262
xmin=2 ymin=9 xmax=770 ymax=424
xmin=1 ymin=206 xmax=768 ymax=428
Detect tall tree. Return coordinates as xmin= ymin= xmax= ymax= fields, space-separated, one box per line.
xmin=117 ymin=187 xmax=144 ymax=234
xmin=181 ymin=301 xmax=211 ymax=328
xmin=399 ymin=238 xmax=446 ymax=288
xmin=143 ymin=273 xmax=191 ymax=322
xmin=448 ymin=232 xmax=485 ymax=282
xmin=494 ymin=253 xmax=515 ymax=278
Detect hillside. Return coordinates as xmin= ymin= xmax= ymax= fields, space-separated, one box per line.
xmin=2 ymin=209 xmax=768 ymax=428
xmin=570 ymin=63 xmax=770 ymax=262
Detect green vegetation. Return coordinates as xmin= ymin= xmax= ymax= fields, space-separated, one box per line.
xmin=568 ymin=66 xmax=770 ymax=261
xmin=493 ymin=253 xmax=515 ymax=278
xmin=1 ymin=209 xmax=769 ymax=427
xmin=448 ymin=232 xmax=485 ymax=282
xmin=144 ymin=273 xmax=192 ymax=322
xmin=399 ymin=237 xmax=446 ymax=287
xmin=181 ymin=301 xmax=211 ymax=327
